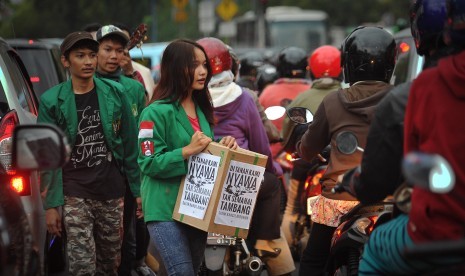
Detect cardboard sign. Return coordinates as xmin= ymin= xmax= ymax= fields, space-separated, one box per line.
xmin=172 ymin=142 xmax=268 ymax=237
xmin=178 ymin=153 xmax=221 ymax=219
xmin=214 ymin=160 xmax=265 ymax=229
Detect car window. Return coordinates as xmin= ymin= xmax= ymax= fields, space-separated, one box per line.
xmin=5 ymin=50 xmax=37 ymax=115
xmin=0 ymin=79 xmax=11 ymax=119
xmin=14 ymin=48 xmax=61 ymax=98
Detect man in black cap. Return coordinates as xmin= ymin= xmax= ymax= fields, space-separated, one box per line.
xmin=94 ymin=24 xmax=147 ymax=276
xmin=38 ymin=31 xmax=141 ymax=275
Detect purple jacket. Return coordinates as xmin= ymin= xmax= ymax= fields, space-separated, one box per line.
xmin=213 ymin=90 xmax=276 ymax=174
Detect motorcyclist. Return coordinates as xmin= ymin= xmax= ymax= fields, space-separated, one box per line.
xmin=256 ymin=64 xmax=278 ymax=96
xmin=228 ymin=45 xmax=281 ymax=144
xmin=197 ymin=37 xmax=295 ymax=276
xmin=236 ymin=51 xmax=265 ymax=91
xmin=342 ymin=0 xmax=453 ymax=205
xmin=258 ymin=47 xmax=311 ymax=158
xmin=357 ymin=1 xmax=465 ymax=274
xmin=296 ymin=26 xmax=396 ymax=276
xmin=280 ymin=45 xmax=342 ymax=250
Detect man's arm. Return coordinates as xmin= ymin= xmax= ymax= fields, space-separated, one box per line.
xmin=297 ymin=101 xmax=330 ymax=162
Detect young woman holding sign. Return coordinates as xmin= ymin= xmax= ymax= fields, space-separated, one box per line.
xmin=137 ymin=39 xmax=237 ymax=275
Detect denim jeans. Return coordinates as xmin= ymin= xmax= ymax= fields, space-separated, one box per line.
xmin=147 ymin=221 xmax=207 ymax=276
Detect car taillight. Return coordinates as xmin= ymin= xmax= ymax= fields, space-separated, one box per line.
xmin=11 ymin=175 xmax=30 ymax=196
xmin=30 ymin=76 xmax=40 ymax=83
xmin=399 ymin=42 xmax=410 ymax=53
xmin=0 ymin=110 xmax=18 ymax=175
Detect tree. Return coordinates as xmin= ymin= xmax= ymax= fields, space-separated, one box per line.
xmin=0 ymin=0 xmax=410 ymax=40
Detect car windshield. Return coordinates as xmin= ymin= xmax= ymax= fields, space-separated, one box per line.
xmin=14 ymin=48 xmax=61 ymax=97
xmin=391 ymin=36 xmax=423 ymax=85
xmin=269 ymin=21 xmax=327 ymax=52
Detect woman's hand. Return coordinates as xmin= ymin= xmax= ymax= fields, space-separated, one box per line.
xmin=46 ymin=208 xmax=62 ymax=237
xmin=219 ymin=136 xmax=238 ymax=150
xmin=182 ymin=131 xmax=212 ymax=159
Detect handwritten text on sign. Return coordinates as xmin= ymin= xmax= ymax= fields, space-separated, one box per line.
xmin=214 ymin=160 xmax=265 ymax=229
xmin=178 ymin=153 xmax=221 ymax=219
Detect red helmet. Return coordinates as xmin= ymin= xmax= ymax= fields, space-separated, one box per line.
xmin=308 ymin=45 xmax=341 ymax=79
xmin=197 ymin=37 xmax=232 ymax=75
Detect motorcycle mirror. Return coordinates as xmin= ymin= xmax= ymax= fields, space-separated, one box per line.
xmin=335 ymin=131 xmax=364 ymax=155
xmin=402 ymin=152 xmax=455 ymax=194
xmin=12 ymin=124 xmax=70 ymax=171
xmin=264 ymin=106 xmax=286 ymax=120
xmin=286 ymin=107 xmax=314 ymax=124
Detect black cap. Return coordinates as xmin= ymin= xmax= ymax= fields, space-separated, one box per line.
xmin=60 ymin=31 xmax=99 ymax=54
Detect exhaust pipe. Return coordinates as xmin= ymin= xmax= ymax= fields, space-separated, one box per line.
xmin=245 ymin=256 xmax=263 ymax=276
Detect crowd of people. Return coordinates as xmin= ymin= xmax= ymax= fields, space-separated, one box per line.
xmin=37 ymin=0 xmax=465 ymax=275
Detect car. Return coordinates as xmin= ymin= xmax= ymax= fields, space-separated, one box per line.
xmin=130 ymin=42 xmax=169 ymax=84
xmin=1 ymin=123 xmax=68 ymax=276
xmin=0 ymin=37 xmax=46 ymax=273
xmin=391 ymin=28 xmax=425 ymax=86
xmin=6 ymin=38 xmax=68 ymax=99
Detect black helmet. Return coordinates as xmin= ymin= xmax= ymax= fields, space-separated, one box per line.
xmin=341 ymin=26 xmax=396 ymax=85
xmin=256 ymin=64 xmax=278 ymax=93
xmin=410 ymin=0 xmax=448 ymax=56
xmin=239 ymin=52 xmax=264 ymax=78
xmin=276 ymin=47 xmax=308 ymax=78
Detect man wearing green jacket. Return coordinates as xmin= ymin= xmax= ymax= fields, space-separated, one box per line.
xmin=39 ymin=31 xmax=140 ymax=275
xmin=94 ymin=24 xmax=147 ymax=275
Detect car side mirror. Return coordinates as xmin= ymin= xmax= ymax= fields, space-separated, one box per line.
xmin=12 ymin=124 xmax=70 ymax=170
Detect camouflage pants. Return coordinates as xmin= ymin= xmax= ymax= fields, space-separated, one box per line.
xmin=64 ymin=196 xmax=124 ymax=276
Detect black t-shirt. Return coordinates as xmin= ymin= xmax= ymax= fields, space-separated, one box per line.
xmin=62 ymin=88 xmax=125 ymax=200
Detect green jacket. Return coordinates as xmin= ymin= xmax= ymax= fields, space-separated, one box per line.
xmin=119 ymin=75 xmax=146 ymax=122
xmin=38 ymin=77 xmax=141 ymax=209
xmin=138 ymin=100 xmax=214 ymax=222
xmin=95 ymin=74 xmax=146 ymax=122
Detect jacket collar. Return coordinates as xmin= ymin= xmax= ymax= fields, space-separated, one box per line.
xmin=174 ymin=101 xmax=212 ymax=138
xmin=58 ymin=79 xmax=77 ymax=142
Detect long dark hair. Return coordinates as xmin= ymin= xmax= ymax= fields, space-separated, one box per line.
xmin=150 ymin=39 xmax=214 ymax=125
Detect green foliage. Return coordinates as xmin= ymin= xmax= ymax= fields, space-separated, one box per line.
xmin=0 ymin=0 xmax=410 ymax=40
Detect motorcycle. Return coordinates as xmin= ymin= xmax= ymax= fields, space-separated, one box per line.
xmin=282 ymin=107 xmax=330 ymax=259
xmin=200 ymin=233 xmax=264 ymax=276
xmin=327 ymin=131 xmax=395 ymax=276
